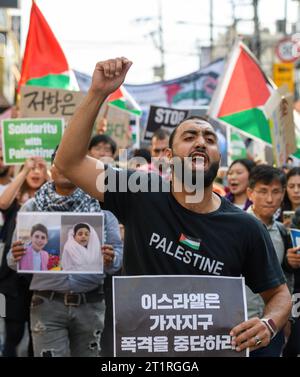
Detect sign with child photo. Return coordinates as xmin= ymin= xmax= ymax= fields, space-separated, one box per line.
xmin=17 ymin=212 xmax=104 ymax=274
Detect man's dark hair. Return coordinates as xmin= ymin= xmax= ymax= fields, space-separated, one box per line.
xmin=168 ymin=115 xmax=210 ymax=149
xmin=248 ymin=165 xmax=286 ymax=189
xmin=286 ymin=167 xmax=300 ymax=181
xmin=88 ymin=134 xmax=117 ymax=155
xmin=30 ymin=223 xmax=48 ymax=238
xmin=151 ymin=129 xmax=170 ymax=142
xmin=74 ymin=223 xmax=90 ymax=235
xmin=133 ymin=148 xmax=151 ymax=163
xmin=228 ymin=159 xmax=256 ymax=174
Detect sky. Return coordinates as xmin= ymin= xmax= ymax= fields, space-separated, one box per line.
xmin=18 ymin=0 xmax=299 ymax=84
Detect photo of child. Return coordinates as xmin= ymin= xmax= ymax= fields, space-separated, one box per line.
xmin=17 ymin=212 xmax=61 ymax=273
xmin=18 ymin=223 xmax=49 ymax=271
xmin=61 ymin=223 xmax=102 ymax=272
xmin=17 ymin=212 xmax=104 ymax=274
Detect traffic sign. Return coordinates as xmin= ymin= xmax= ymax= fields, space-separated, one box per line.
xmin=275 ymin=37 xmax=299 ymax=63
xmin=273 ymin=63 xmax=294 ymax=94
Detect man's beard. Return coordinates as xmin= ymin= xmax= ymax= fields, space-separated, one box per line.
xmin=172 ymin=156 xmax=220 ymax=189
xmin=202 ymin=161 xmax=220 ymax=187
xmin=0 ymin=166 xmax=9 ymax=177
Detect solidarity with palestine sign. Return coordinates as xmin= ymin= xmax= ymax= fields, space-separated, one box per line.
xmin=113 ymin=275 xmax=247 ymax=357
xmin=1 ymin=118 xmax=64 ymax=164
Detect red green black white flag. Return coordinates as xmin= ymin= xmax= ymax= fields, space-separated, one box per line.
xmin=179 ymin=234 xmax=201 ymax=251
xmin=18 ymin=1 xmax=78 ymax=91
xmin=208 ymin=41 xmax=275 ymax=144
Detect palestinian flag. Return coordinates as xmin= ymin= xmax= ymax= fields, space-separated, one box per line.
xmin=18 ymin=1 xmax=78 ymax=91
xmin=108 ymin=86 xmax=142 ymax=116
xmin=208 ymin=41 xmax=274 ymax=144
xmin=179 ymin=234 xmax=201 ymax=251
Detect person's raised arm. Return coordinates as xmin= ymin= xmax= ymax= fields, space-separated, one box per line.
xmin=54 ymin=57 xmax=132 ymax=202
xmin=0 ymin=157 xmax=39 ymax=210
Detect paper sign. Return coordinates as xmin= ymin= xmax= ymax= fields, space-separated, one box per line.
xmin=1 ymin=118 xmax=64 ymax=165
xmin=17 ymin=212 xmax=104 ymax=274
xmin=113 ymin=275 xmax=247 ymax=357
xmin=20 ymin=86 xmax=85 ymax=122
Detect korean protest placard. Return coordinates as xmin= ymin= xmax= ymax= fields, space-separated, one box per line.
xmin=113 ymin=275 xmax=247 ymax=357
xmin=290 ymin=228 xmax=300 ymax=248
xmin=1 ymin=118 xmax=64 ymax=165
xmin=20 ymin=86 xmax=85 ymax=122
xmin=17 ymin=212 xmax=104 ymax=274
xmin=105 ymin=106 xmax=131 ymax=149
xmin=264 ymin=85 xmax=296 ymax=167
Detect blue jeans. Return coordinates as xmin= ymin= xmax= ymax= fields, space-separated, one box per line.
xmin=30 ymin=292 xmax=105 ymax=357
xmin=250 ymin=330 xmax=285 ymax=357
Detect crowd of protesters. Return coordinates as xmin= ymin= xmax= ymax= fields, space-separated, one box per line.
xmin=0 ymin=58 xmax=300 ymax=358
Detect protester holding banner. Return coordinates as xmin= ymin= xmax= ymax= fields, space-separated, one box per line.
xmin=88 ymin=133 xmax=122 ymax=356
xmin=7 ymin=148 xmax=123 ymax=357
xmin=55 ymin=57 xmax=292 ymax=354
xmin=246 ymin=165 xmax=296 ymax=357
xmin=226 ymin=159 xmax=256 ymax=210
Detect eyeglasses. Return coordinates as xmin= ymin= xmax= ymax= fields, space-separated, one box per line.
xmin=253 ymin=189 xmax=283 ymax=198
xmin=92 ymin=145 xmax=112 ymax=153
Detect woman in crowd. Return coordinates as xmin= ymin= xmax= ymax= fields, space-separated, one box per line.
xmin=282 ymin=167 xmax=300 ymax=213
xmin=282 ymin=168 xmax=300 ymax=357
xmin=226 ymin=159 xmax=256 ymax=210
xmin=0 ymin=157 xmax=48 ymax=357
xmin=0 ymin=157 xmax=48 ymax=210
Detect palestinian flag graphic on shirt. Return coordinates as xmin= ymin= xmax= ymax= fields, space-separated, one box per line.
xmin=179 ymin=234 xmax=201 ymax=251
xmin=208 ymin=41 xmax=274 ymax=144
xmin=18 ymin=1 xmax=78 ymax=91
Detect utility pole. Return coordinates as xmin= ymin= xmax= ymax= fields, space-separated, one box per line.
xmin=252 ymin=0 xmax=261 ymax=60
xmin=230 ymin=0 xmax=239 ymax=48
xmin=209 ymin=0 xmax=214 ymax=61
xmin=157 ymin=0 xmax=165 ymax=80
xmin=134 ymin=0 xmax=165 ymax=81
xmin=149 ymin=0 xmax=165 ymax=80
xmin=284 ymin=0 xmax=288 ymax=35
xmin=294 ymin=0 xmax=300 ymax=32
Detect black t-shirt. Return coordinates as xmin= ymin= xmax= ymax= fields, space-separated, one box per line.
xmin=102 ymin=168 xmax=285 ymax=293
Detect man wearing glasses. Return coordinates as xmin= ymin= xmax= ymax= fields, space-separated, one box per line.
xmin=247 ymin=164 xmax=300 ymax=357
